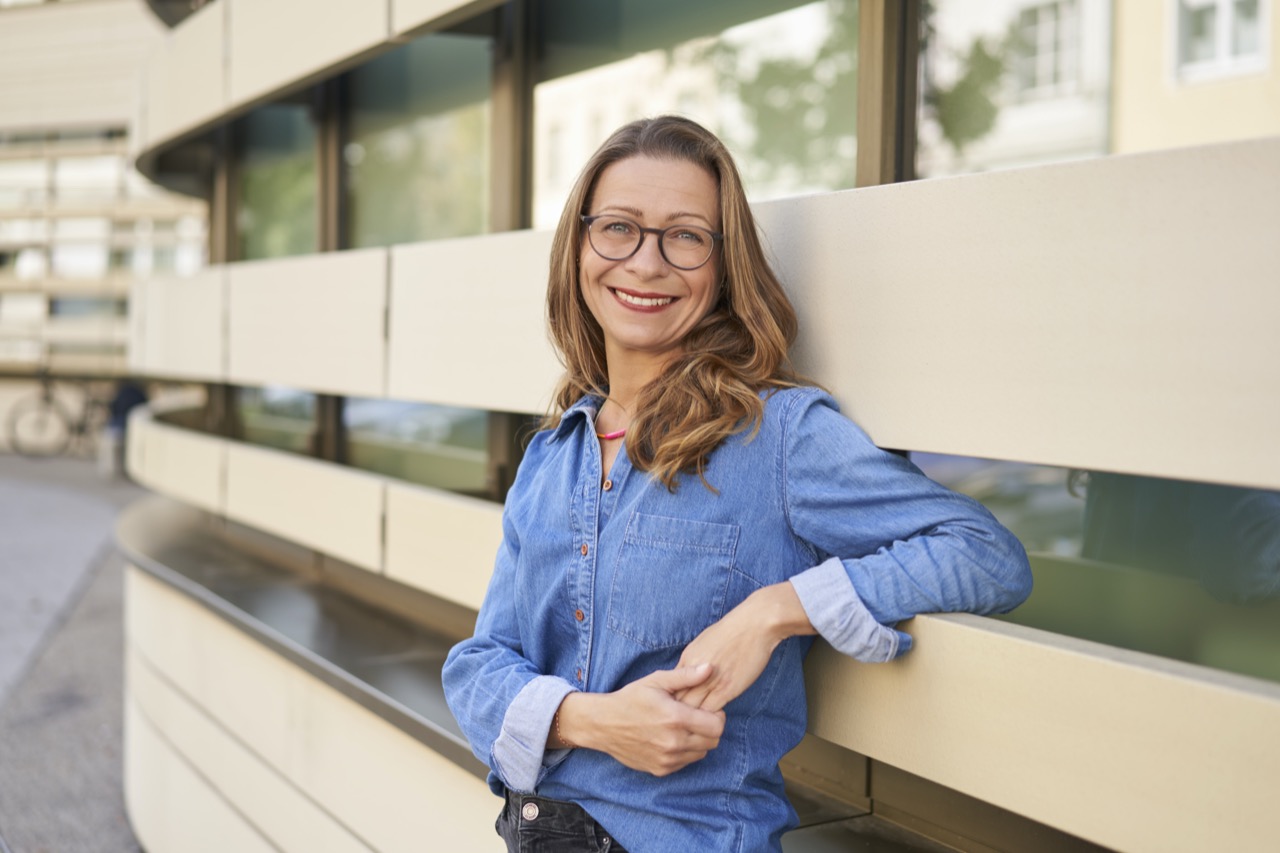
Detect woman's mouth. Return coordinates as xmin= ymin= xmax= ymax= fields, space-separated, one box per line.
xmin=611 ymin=288 xmax=675 ymax=308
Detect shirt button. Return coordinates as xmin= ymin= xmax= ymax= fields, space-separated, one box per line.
xmin=580 ymin=543 xmax=588 ymax=556
xmin=602 ymin=479 xmax=613 ymax=491
xmin=574 ymin=609 xmax=585 ymax=622
xmin=576 ymin=668 xmax=583 ymax=681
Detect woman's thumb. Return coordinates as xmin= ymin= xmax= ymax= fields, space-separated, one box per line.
xmin=653 ymin=662 xmax=713 ymax=692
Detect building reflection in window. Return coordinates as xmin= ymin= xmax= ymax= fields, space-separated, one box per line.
xmin=344 ymin=399 xmax=489 ymax=497
xmin=238 ymin=386 xmax=317 ymax=455
xmin=531 ymin=0 xmax=859 ymax=227
xmin=236 ymin=102 xmax=318 ymax=261
xmin=917 ymin=0 xmax=1111 ymax=178
xmin=343 ymin=24 xmax=493 ymax=248
xmin=912 ymin=453 xmax=1280 ymax=684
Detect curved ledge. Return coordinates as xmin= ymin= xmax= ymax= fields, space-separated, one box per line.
xmin=116 ymin=495 xmax=485 ymax=781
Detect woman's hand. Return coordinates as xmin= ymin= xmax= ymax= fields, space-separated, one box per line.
xmin=674 ymin=582 xmax=816 ymax=713
xmin=556 ymin=663 xmax=727 ymax=777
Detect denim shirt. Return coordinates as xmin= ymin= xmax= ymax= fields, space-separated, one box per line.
xmin=442 ymin=387 xmax=1031 ymax=852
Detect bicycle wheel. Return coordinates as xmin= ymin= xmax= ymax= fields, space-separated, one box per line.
xmin=7 ymin=396 xmax=74 ymax=457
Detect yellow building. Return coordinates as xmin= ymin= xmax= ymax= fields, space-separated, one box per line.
xmin=1114 ymin=0 xmax=1280 ymax=152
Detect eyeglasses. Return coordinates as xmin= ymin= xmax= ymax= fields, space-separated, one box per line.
xmin=581 ymin=214 xmax=723 ymax=271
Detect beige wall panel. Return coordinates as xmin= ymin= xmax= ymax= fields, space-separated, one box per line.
xmin=384 ymin=483 xmax=503 ymax=609
xmin=805 ymin=615 xmax=1280 ymax=853
xmin=125 ymin=701 xmax=276 ymax=853
xmin=392 ymin=0 xmax=483 ymax=35
xmin=142 ymin=0 xmax=226 ymax=152
xmin=135 ymin=419 xmax=225 ymax=514
xmin=227 ymin=0 xmax=389 ymax=106
xmin=0 ymin=0 xmax=162 ymax=133
xmin=1113 ymin=5 xmax=1280 ymax=153
xmin=228 ymin=250 xmax=387 ymax=397
xmin=225 ymin=443 xmax=383 ymax=570
xmin=755 ymin=136 xmax=1280 ymax=490
xmin=126 ymin=567 xmax=505 ymax=853
xmin=138 ymin=271 xmax=226 ymax=381
xmin=389 ymin=232 xmax=559 ymax=414
xmin=128 ymin=651 xmax=369 ymax=852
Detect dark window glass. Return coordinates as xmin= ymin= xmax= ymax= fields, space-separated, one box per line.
xmin=236 ymin=103 xmax=318 ymax=260
xmin=345 ymin=399 xmax=490 ymax=496
xmin=344 ymin=26 xmax=493 ymax=247
xmin=913 ymin=452 xmax=1280 ymax=685
xmin=238 ymin=386 xmax=317 ymax=455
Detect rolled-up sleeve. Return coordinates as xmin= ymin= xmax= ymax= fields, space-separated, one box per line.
xmin=781 ymin=390 xmax=1032 ymax=659
xmin=442 ymin=501 xmax=575 ymax=793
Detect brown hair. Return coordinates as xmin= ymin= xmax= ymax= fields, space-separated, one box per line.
xmin=545 ymin=116 xmax=803 ymax=490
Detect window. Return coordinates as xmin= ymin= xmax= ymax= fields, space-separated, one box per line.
xmin=343 ymin=26 xmax=493 ymax=248
xmin=913 ymin=453 xmax=1280 ymax=685
xmin=344 ymin=399 xmax=491 ymax=496
xmin=531 ymin=0 xmax=859 ymax=227
xmin=1011 ymin=1 xmax=1081 ymax=98
xmin=1177 ymin=0 xmax=1268 ymax=79
xmin=917 ymin=0 xmax=1110 ymax=178
xmin=236 ymin=102 xmax=318 ymax=261
xmin=237 ymin=386 xmax=318 ymax=455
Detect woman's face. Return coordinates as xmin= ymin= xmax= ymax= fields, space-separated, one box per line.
xmin=579 ymin=155 xmax=721 ymax=369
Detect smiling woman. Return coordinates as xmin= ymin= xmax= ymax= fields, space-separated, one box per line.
xmin=441 ymin=116 xmax=1033 ymax=853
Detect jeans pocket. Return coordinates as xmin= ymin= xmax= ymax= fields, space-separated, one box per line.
xmin=606 ymin=512 xmax=740 ymax=650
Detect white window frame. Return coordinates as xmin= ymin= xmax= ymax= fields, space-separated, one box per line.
xmin=1012 ymin=0 xmax=1083 ymax=100
xmin=1171 ymin=0 xmax=1272 ymax=84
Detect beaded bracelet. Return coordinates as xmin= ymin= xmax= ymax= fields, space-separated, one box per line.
xmin=555 ymin=708 xmax=576 ymax=749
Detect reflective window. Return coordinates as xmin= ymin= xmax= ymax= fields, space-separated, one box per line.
xmin=49 ymin=297 xmax=127 ymax=317
xmin=238 ymin=386 xmax=317 ymax=455
xmin=345 ymin=400 xmax=489 ymax=496
xmin=917 ymin=0 xmax=1110 ymax=178
xmin=913 ymin=453 xmax=1280 ymax=684
xmin=344 ymin=26 xmax=493 ymax=247
xmin=531 ymin=0 xmax=859 ymax=227
xmin=1178 ymin=0 xmax=1266 ymax=75
xmin=236 ymin=103 xmax=318 ymax=260
xmin=54 ymin=156 xmax=123 ymax=204
xmin=0 ymin=159 xmax=47 ymax=207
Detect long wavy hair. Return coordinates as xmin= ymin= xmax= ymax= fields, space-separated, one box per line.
xmin=545 ymin=116 xmax=803 ymax=490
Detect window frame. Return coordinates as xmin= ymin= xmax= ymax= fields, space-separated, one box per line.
xmin=1171 ymin=0 xmax=1271 ymax=84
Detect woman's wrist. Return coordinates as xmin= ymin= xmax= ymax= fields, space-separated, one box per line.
xmin=550 ymin=692 xmax=592 ymax=751
xmin=751 ymin=582 xmax=817 ymax=644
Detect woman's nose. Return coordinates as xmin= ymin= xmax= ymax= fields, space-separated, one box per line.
xmin=624 ymin=232 xmax=668 ymax=276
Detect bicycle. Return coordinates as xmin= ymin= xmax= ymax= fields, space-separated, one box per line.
xmin=6 ymin=371 xmax=111 ymax=458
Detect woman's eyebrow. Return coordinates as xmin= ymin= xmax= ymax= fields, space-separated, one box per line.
xmin=596 ymin=204 xmax=716 ymax=226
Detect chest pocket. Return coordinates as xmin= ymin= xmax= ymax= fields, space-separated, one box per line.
xmin=606 ymin=512 xmax=740 ymax=651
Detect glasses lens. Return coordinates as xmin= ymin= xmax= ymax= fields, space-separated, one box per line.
xmin=661 ymin=226 xmax=715 ymax=270
xmin=587 ymin=216 xmax=640 ymax=261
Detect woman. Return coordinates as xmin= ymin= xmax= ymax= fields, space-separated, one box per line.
xmin=442 ymin=116 xmax=1031 ymax=852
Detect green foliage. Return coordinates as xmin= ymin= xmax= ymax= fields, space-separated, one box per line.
xmin=925 ymin=37 xmax=1006 ymax=159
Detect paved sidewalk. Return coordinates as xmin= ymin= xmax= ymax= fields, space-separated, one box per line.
xmin=0 ymin=455 xmax=144 ymax=853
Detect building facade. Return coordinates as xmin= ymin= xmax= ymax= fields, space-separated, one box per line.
xmin=0 ymin=0 xmax=205 ymax=451
xmin=119 ymin=1 xmax=1279 ymax=851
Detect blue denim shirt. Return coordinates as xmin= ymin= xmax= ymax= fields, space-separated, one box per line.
xmin=443 ymin=387 xmax=1031 ymax=852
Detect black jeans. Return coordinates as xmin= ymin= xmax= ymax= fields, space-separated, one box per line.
xmin=497 ymin=791 xmax=628 ymax=852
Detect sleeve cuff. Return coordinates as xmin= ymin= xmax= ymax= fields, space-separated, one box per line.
xmin=491 ymin=675 xmax=578 ymax=793
xmin=790 ymin=557 xmax=912 ymax=662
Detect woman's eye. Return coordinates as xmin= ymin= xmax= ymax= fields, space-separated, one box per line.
xmin=671 ymin=229 xmax=707 ymax=246
xmin=602 ymin=220 xmax=635 ymax=236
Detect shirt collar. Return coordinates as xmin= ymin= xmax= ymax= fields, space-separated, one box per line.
xmin=548 ymin=395 xmax=602 ymax=443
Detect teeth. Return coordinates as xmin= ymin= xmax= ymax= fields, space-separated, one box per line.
xmin=614 ymin=289 xmax=674 ymax=307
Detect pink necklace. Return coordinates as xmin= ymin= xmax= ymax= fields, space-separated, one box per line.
xmin=596 ymin=428 xmax=627 ymax=440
